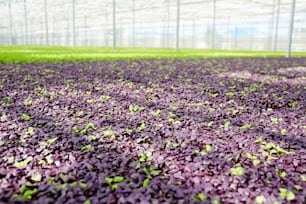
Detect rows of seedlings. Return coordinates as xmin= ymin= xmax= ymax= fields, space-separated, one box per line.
xmin=0 ymin=58 xmax=305 ymax=203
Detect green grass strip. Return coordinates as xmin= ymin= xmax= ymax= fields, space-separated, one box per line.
xmin=0 ymin=46 xmax=306 ymax=63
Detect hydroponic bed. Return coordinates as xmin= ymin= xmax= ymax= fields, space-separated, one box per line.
xmin=0 ymin=58 xmax=305 ymax=204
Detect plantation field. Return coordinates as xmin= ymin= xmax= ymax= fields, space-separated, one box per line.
xmin=0 ymin=57 xmax=306 ymax=203
xmin=1 ymin=46 xmax=306 ymax=63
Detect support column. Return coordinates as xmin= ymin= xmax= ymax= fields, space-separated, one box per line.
xmin=272 ymin=0 xmax=280 ymax=51
xmin=24 ymin=0 xmax=28 ymax=45
xmin=286 ymin=0 xmax=295 ymax=57
xmin=8 ymin=1 xmax=13 ymax=45
xmin=44 ymin=0 xmax=49 ymax=46
xmin=176 ymin=0 xmax=180 ymax=51
xmin=112 ymin=0 xmax=116 ymax=49
xmin=166 ymin=0 xmax=170 ymax=48
xmin=105 ymin=6 xmax=109 ymax=47
xmin=72 ymin=0 xmax=76 ymax=47
xmin=212 ymin=0 xmax=216 ymax=50
xmin=132 ymin=0 xmax=135 ymax=48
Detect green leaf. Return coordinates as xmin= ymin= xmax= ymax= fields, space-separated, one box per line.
xmin=294 ymin=185 xmax=303 ymax=191
xmin=100 ymin=95 xmax=111 ymax=100
xmin=255 ymin=195 xmax=266 ymax=204
xmin=73 ymin=126 xmax=79 ymax=133
xmin=168 ymin=112 xmax=176 ymax=118
xmin=264 ymin=142 xmax=274 ymax=150
xmin=70 ymin=181 xmax=78 ymax=187
xmin=274 ymin=145 xmax=291 ymax=155
xmin=125 ymin=128 xmax=133 ymax=134
xmin=281 ymin=129 xmax=287 ymax=136
xmin=286 ymin=191 xmax=295 ymax=201
xmin=47 ymin=137 xmax=58 ymax=145
xmin=105 ymin=177 xmax=113 ymax=185
xmin=12 ymin=193 xmax=20 ymax=199
xmin=47 ymin=177 xmax=55 ymax=183
xmin=209 ymin=92 xmax=219 ymax=98
xmin=84 ymin=199 xmax=91 ymax=204
xmin=199 ymin=151 xmax=206 ymax=156
xmin=230 ymin=166 xmax=245 ymax=176
xmin=24 ymin=98 xmax=33 ymax=105
xmin=197 ymin=193 xmax=206 ymax=201
xmin=59 ymin=173 xmax=69 ymax=182
xmin=86 ymin=99 xmax=95 ymax=104
xmin=25 ymin=127 xmax=35 ymax=135
xmin=103 ymin=130 xmax=116 ymax=138
xmin=21 ymin=114 xmax=32 ymax=121
xmin=111 ymin=183 xmax=118 ymax=190
xmin=45 ymin=155 xmax=53 ymax=164
xmin=205 ymin=144 xmax=212 ymax=153
xmin=226 ymin=92 xmax=234 ymax=98
xmin=279 ymin=171 xmax=287 ymax=178
xmin=240 ymin=124 xmax=252 ymax=130
xmin=224 ymin=120 xmax=231 ymax=129
xmin=279 ymin=188 xmax=295 ymax=201
xmin=81 ymin=144 xmax=93 ymax=152
xmin=288 ymin=100 xmax=298 ymax=108
xmin=129 ymin=104 xmax=145 ymax=113
xmin=80 ymin=182 xmax=88 ymax=189
xmin=301 ymin=175 xmax=306 ymax=182
xmin=168 ymin=118 xmax=181 ymax=124
xmin=137 ymin=123 xmax=146 ymax=131
xmin=253 ymin=159 xmax=261 ymax=166
xmin=13 ymin=158 xmax=30 ymax=168
xmin=154 ymin=109 xmax=162 ymax=115
xmin=212 ymin=199 xmax=221 ymax=204
xmin=85 ymin=123 xmax=96 ymax=130
xmin=89 ymin=135 xmax=97 ymax=141
xmin=139 ymin=152 xmax=152 ymax=162
xmin=271 ymin=117 xmax=279 ymax=124
xmin=22 ymin=188 xmax=37 ymax=199
xmin=254 ymin=137 xmax=263 ymax=144
xmin=143 ymin=178 xmax=150 ymax=187
xmin=207 ymin=121 xmax=214 ymax=127
xmin=49 ymin=92 xmax=56 ymax=100
xmin=246 ymin=153 xmax=257 ymax=160
xmin=113 ymin=176 xmax=124 ymax=183
xmin=139 ymin=154 xmax=147 ymax=162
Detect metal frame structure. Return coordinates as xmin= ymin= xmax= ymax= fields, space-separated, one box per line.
xmin=0 ymin=0 xmax=305 ymax=56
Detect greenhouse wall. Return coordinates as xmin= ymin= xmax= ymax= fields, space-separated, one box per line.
xmin=0 ymin=0 xmax=305 ymax=51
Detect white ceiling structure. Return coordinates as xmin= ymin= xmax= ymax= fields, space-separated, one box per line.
xmin=0 ymin=0 xmax=305 ymax=54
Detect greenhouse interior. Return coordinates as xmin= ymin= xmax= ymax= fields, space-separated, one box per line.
xmin=0 ymin=0 xmax=306 ymax=52
xmin=0 ymin=0 xmax=306 ymax=204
